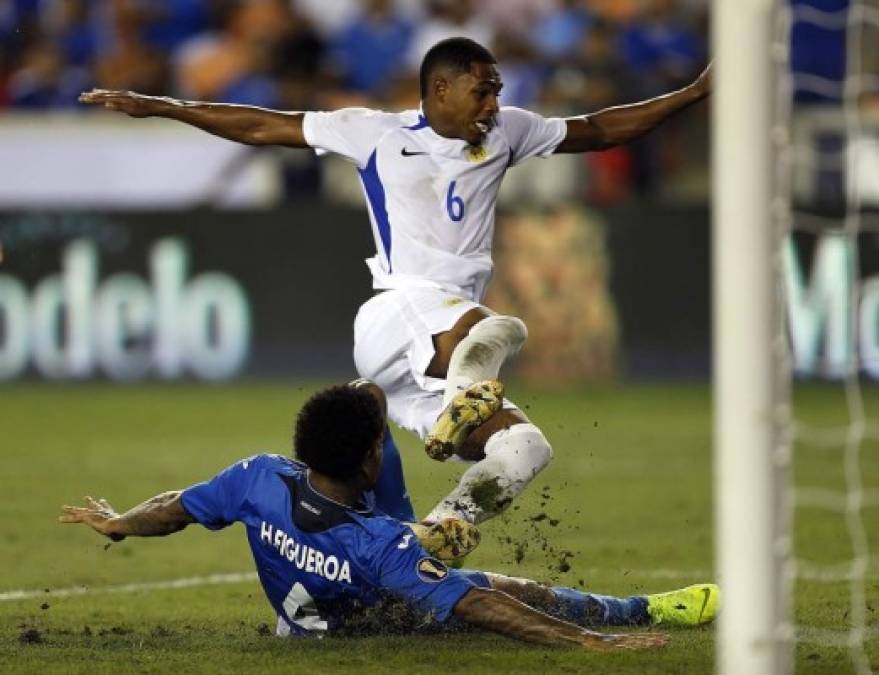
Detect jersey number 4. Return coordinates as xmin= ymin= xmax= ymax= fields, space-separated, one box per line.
xmin=282 ymin=582 xmax=327 ymax=632
xmin=446 ymin=181 xmax=465 ymax=222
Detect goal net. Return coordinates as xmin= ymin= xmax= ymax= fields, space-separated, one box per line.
xmin=715 ymin=1 xmax=877 ymax=674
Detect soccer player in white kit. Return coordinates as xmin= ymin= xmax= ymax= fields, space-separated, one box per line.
xmin=80 ymin=38 xmax=710 ymax=526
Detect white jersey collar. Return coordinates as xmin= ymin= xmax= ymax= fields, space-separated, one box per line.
xmin=408 ymin=104 xmax=479 ymax=156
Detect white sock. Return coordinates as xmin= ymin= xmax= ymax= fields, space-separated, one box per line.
xmin=442 ymin=315 xmax=527 ymax=406
xmin=424 ymin=423 xmax=553 ymax=524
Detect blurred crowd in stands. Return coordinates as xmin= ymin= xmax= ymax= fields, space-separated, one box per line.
xmin=1 ymin=0 xmax=710 ymax=200
xmin=1 ymin=0 xmax=708 ymax=110
xmin=3 ymin=0 xmax=871 ymax=204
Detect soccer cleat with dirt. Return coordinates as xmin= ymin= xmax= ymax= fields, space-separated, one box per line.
xmin=424 ymin=380 xmax=505 ymax=461
xmin=646 ymin=583 xmax=720 ymax=627
xmin=406 ymin=518 xmax=481 ymax=563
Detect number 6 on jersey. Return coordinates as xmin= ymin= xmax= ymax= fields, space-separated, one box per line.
xmin=446 ymin=181 xmax=465 ymax=222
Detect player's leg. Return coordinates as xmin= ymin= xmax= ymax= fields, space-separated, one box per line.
xmin=479 ymin=573 xmax=649 ymax=627
xmin=479 ymin=572 xmax=720 ymax=628
xmin=454 ymin=570 xmax=650 ymax=626
xmin=354 ymin=290 xmax=552 ymax=524
xmin=423 ymin=406 xmax=552 ymax=523
xmin=423 ymin=309 xmax=553 ymax=524
xmin=426 ymin=309 xmax=527 ymax=408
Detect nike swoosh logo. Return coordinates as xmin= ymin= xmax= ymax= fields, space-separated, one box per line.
xmin=697 ymin=587 xmax=711 ymax=622
xmin=401 ymin=148 xmax=428 ymax=157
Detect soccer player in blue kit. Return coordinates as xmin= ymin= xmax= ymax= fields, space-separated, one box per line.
xmin=61 ymin=382 xmax=718 ymax=648
xmin=79 ymin=38 xmax=711 ymax=527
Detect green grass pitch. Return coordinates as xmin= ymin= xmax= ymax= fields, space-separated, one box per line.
xmin=0 ymin=382 xmax=876 ymax=674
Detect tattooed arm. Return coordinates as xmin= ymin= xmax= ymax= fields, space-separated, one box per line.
xmin=454 ymin=587 xmax=668 ymax=651
xmin=60 ymin=492 xmax=194 ymax=541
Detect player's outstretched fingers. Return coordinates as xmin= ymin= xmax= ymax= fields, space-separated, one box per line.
xmin=59 ymin=505 xmax=88 ymax=523
xmin=605 ymin=631 xmax=670 ymax=651
xmin=78 ymin=89 xmax=114 ymax=103
xmin=580 ymin=629 xmax=670 ymax=652
xmin=78 ymin=90 xmax=148 ymax=115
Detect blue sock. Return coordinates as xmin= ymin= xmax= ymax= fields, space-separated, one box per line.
xmin=551 ymin=586 xmax=649 ymax=626
xmin=370 ymin=428 xmax=416 ymax=522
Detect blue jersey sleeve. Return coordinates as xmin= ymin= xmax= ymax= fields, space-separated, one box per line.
xmin=368 ymin=532 xmax=477 ymax=622
xmin=180 ymin=456 xmax=256 ymax=530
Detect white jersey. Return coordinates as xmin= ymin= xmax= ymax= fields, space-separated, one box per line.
xmin=302 ymin=106 xmax=567 ymax=303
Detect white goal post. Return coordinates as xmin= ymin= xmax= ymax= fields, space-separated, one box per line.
xmin=713 ymin=0 xmax=792 ymax=673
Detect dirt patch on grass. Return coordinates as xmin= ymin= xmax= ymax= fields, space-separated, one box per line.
xmin=151 ymin=625 xmax=174 ymax=638
xmin=19 ymin=626 xmax=43 ymax=644
xmin=327 ymin=596 xmax=476 ymax=638
xmin=97 ymin=626 xmax=131 ymax=637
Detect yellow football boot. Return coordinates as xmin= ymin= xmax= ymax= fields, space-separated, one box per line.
xmin=407 ymin=518 xmax=481 ymax=563
xmin=424 ymin=380 xmax=504 ymax=461
xmin=646 ymin=583 xmax=720 ymax=626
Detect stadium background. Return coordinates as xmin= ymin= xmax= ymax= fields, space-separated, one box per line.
xmin=0 ymin=0 xmax=714 ymax=383
xmin=0 ymin=1 xmax=876 ymax=674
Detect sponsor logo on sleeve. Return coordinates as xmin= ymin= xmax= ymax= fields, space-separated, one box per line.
xmin=416 ymin=557 xmax=449 ymax=583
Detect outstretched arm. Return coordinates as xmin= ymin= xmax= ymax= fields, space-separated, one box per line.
xmin=453 ymin=587 xmax=667 ymax=651
xmin=555 ymin=63 xmax=711 ymax=153
xmin=78 ymin=90 xmax=308 ymax=148
xmin=59 ymin=492 xmax=194 ymax=541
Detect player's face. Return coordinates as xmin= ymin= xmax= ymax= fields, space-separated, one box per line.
xmin=446 ymin=62 xmax=502 ymax=145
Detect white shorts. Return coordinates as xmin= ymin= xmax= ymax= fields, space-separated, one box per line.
xmin=353 ymin=287 xmax=483 ymax=439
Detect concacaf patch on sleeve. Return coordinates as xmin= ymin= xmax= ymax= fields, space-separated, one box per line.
xmin=416 ymin=557 xmax=449 ymax=583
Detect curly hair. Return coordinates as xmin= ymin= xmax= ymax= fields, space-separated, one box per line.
xmin=294 ymin=385 xmax=385 ymax=481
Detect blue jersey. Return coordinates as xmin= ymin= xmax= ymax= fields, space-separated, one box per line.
xmin=181 ymin=454 xmax=479 ymax=636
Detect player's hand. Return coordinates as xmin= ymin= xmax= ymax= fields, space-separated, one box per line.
xmin=78 ymin=89 xmax=167 ymax=117
xmin=59 ymin=496 xmax=126 ymax=541
xmin=579 ymin=629 xmax=670 ymax=651
xmin=692 ymin=62 xmax=712 ymax=98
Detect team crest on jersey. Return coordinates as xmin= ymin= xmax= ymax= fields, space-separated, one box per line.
xmin=416 ymin=557 xmax=449 ymax=583
xmin=466 ymin=145 xmax=489 ymax=162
